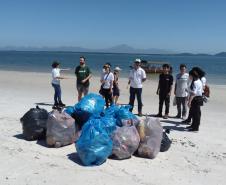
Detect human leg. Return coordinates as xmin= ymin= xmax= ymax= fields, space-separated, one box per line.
xmin=176 ymin=97 xmax=182 ymax=118
xmin=136 ymin=88 xmax=143 ymax=115
xmin=129 ymin=87 xmax=136 ymax=112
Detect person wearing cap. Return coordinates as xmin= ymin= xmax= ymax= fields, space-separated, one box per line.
xmin=113 ymin=66 xmax=122 ymax=104
xmin=100 ymin=63 xmax=114 ymax=107
xmin=51 ymin=61 xmax=68 ymax=109
xmin=128 ymin=59 xmax=146 ymax=116
xmin=75 ymin=56 xmax=92 ymax=101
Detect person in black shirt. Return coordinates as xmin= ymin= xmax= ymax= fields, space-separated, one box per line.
xmin=155 ymin=64 xmax=173 ymax=119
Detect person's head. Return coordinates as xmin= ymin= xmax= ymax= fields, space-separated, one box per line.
xmin=180 ymin=64 xmax=187 ymax=74
xmin=79 ymin=56 xmax=86 ymax=66
xmin=189 ymin=70 xmax=199 ymax=81
xmin=114 ymin=66 xmax=122 ymax=74
xmin=133 ymin=58 xmax=141 ymax=69
xmin=103 ymin=63 xmax=111 ymax=73
xmin=192 ymin=67 xmax=205 ymax=78
xmin=162 ymin=63 xmax=170 ymax=74
xmin=52 ymin=61 xmax=60 ymax=68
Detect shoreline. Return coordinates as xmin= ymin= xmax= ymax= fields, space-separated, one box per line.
xmin=0 ymin=69 xmax=225 ymax=86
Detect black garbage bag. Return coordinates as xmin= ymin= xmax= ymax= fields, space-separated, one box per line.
xmin=160 ymin=129 xmax=172 ymax=152
xmin=20 ymin=106 xmax=48 ymax=141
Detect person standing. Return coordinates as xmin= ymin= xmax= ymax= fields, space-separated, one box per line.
xmin=75 ymin=56 xmax=92 ymax=101
xmin=113 ymin=66 xmax=122 ymax=104
xmin=186 ymin=70 xmax=203 ymax=132
xmin=51 ymin=61 xmax=67 ymax=109
xmin=100 ymin=63 xmax=114 ymax=107
xmin=182 ymin=67 xmax=207 ymax=124
xmin=128 ymin=59 xmax=146 ymax=116
xmin=174 ymin=64 xmax=189 ymax=119
xmin=155 ymin=64 xmax=173 ymax=119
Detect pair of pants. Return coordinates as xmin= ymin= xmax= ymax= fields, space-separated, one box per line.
xmin=129 ymin=87 xmax=143 ymax=113
xmin=190 ymin=98 xmax=202 ymax=130
xmin=159 ymin=94 xmax=170 ymax=115
xmin=176 ymin=97 xmax=187 ymax=117
xmin=52 ymin=83 xmax=62 ymax=105
xmin=102 ymin=88 xmax=113 ymax=107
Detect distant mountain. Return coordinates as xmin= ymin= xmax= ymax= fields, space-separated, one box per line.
xmin=0 ymin=44 xmax=174 ymax=54
xmin=174 ymin=52 xmax=211 ymax=56
xmin=0 ymin=45 xmax=225 ymax=56
xmin=215 ymin=52 xmax=226 ymax=57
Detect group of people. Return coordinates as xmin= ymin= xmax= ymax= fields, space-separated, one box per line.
xmin=51 ymin=56 xmax=208 ymax=132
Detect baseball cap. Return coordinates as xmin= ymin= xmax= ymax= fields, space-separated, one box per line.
xmin=114 ymin=66 xmax=122 ymax=71
xmin=134 ymin=58 xmax=141 ymax=63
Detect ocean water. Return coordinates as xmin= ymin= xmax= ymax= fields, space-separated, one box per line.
xmin=0 ymin=51 xmax=225 ymax=85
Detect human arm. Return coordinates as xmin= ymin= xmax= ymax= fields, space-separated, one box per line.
xmin=142 ymin=69 xmax=146 ymax=82
xmin=168 ymin=75 xmax=174 ymax=96
xmin=82 ymin=74 xmax=92 ymax=83
xmin=60 ymin=68 xmax=71 ymax=71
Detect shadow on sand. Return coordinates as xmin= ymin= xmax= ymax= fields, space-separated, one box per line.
xmin=35 ymin=102 xmax=53 ymax=107
xmin=13 ymin=134 xmax=25 ymax=140
xmin=67 ymin=152 xmax=84 ymax=166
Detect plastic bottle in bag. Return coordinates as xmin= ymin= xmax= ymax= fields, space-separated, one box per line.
xmin=137 ymin=117 xmax=163 ymax=159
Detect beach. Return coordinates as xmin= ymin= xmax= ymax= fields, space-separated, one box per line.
xmin=0 ymin=70 xmax=226 ymax=185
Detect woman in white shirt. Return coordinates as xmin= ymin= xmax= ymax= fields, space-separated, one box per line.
xmin=51 ymin=61 xmax=67 ymax=109
xmin=186 ymin=70 xmax=203 ymax=132
xmin=100 ymin=64 xmax=114 ymax=107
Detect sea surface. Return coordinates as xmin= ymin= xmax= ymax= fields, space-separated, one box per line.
xmin=0 ymin=51 xmax=225 ymax=85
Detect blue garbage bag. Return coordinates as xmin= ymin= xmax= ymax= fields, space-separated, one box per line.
xmin=104 ymin=104 xmax=120 ymax=117
xmin=74 ymin=93 xmax=105 ymax=124
xmin=100 ymin=115 xmax=117 ymax=136
xmin=115 ymin=105 xmax=138 ymax=126
xmin=76 ymin=118 xmax=113 ymax=166
xmin=64 ymin=106 xmax=74 ymax=116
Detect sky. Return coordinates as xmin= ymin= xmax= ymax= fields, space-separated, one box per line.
xmin=0 ymin=0 xmax=226 ymax=53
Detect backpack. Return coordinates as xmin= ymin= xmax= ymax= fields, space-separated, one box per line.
xmin=203 ymin=85 xmax=210 ymax=98
xmin=20 ymin=106 xmax=48 ymax=141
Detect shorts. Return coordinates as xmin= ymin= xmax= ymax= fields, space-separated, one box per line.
xmin=77 ymin=84 xmax=89 ymax=95
xmin=113 ymin=87 xmax=120 ymax=96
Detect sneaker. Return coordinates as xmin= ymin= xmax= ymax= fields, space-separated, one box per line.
xmin=138 ymin=112 xmax=143 ymax=117
xmin=59 ymin=102 xmax=66 ymax=107
xmin=52 ymin=103 xmax=59 ymax=109
xmin=154 ymin=113 xmax=162 ymax=117
xmin=163 ymin=114 xmax=168 ymax=119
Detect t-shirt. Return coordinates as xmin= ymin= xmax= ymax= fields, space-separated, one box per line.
xmin=175 ymin=73 xmax=189 ymax=97
xmin=129 ymin=67 xmax=146 ymax=88
xmin=52 ymin=68 xmax=60 ymax=85
xmin=101 ymin=72 xmax=114 ymax=89
xmin=159 ymin=73 xmax=173 ymax=95
xmin=190 ymin=79 xmax=203 ymax=96
xmin=75 ymin=65 xmax=91 ymax=86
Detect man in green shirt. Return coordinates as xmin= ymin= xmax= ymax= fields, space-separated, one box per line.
xmin=75 ymin=56 xmax=92 ymax=101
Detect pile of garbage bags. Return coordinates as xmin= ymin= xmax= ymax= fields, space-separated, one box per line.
xmin=20 ymin=93 xmax=171 ymax=167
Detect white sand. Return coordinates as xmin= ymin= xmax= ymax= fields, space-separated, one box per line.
xmin=0 ymin=70 xmax=226 ymax=185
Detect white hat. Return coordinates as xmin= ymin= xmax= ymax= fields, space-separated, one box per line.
xmin=134 ymin=58 xmax=141 ymax=63
xmin=114 ymin=66 xmax=122 ymax=71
